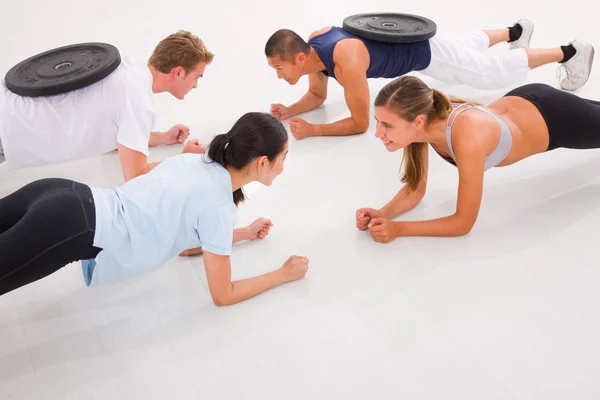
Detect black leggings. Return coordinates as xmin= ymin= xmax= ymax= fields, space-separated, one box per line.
xmin=0 ymin=178 xmax=101 ymax=296
xmin=504 ymin=83 xmax=600 ymax=151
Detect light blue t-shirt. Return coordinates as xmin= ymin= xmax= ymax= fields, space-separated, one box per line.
xmin=82 ymin=153 xmax=237 ymax=286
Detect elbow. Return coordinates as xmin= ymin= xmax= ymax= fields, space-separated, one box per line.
xmin=355 ymin=119 xmax=370 ymax=134
xmin=212 ymin=298 xmax=225 ymax=307
xmin=454 ymin=216 xmax=476 ymax=236
xmin=210 ymin=287 xmax=234 ymax=307
xmin=309 ymin=90 xmax=327 ymax=106
xmin=211 ymin=294 xmax=230 ymax=307
xmin=456 ymin=226 xmax=472 ymax=237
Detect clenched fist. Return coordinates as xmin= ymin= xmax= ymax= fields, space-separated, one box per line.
xmin=280 ymin=255 xmax=309 ymax=282
xmin=182 ymin=139 xmax=206 ymax=154
xmin=289 ymin=118 xmax=316 ymax=140
xmin=356 ymin=208 xmax=382 ymax=231
xmin=270 ymin=103 xmax=291 ymax=120
xmin=246 ymin=217 xmax=274 ymax=240
xmin=163 ymin=124 xmax=191 ymax=145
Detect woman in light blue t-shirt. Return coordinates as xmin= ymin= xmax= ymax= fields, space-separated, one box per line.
xmin=0 ymin=112 xmax=309 ymax=306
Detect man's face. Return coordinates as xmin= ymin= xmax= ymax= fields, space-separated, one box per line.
xmin=267 ymin=54 xmax=304 ymax=85
xmin=172 ymin=62 xmax=206 ymax=99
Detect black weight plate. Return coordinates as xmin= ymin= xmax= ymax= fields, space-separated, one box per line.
xmin=5 ymin=42 xmax=121 ymax=97
xmin=343 ymin=13 xmax=437 ymax=43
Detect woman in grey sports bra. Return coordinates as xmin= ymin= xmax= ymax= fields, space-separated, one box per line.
xmin=355 ymin=75 xmax=600 ymax=243
xmin=443 ymin=103 xmax=513 ymax=171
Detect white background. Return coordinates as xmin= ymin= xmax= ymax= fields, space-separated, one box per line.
xmin=1 ymin=0 xmax=600 ymax=398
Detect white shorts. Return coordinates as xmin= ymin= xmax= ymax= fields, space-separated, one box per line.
xmin=419 ymin=30 xmax=530 ymax=90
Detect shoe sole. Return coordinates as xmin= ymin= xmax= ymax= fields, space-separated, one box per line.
xmin=564 ymin=45 xmax=595 ymax=91
xmin=584 ymin=45 xmax=595 ymax=86
xmin=510 ymin=21 xmax=534 ymax=50
xmin=523 ymin=24 xmax=534 ymax=48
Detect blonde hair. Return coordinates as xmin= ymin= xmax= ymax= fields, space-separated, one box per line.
xmin=374 ymin=76 xmax=478 ymax=193
xmin=148 ymin=30 xmax=214 ymax=74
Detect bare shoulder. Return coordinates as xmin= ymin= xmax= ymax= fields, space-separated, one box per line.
xmin=451 ymin=111 xmax=495 ymax=156
xmin=309 ymin=27 xmax=332 ymax=40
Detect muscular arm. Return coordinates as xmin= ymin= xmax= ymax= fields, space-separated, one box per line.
xmin=287 ymin=72 xmax=328 ymax=116
xmin=311 ymin=40 xmax=371 ymax=136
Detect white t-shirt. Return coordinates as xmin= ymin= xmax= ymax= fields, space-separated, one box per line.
xmin=0 ymin=55 xmax=157 ymax=169
xmin=82 ymin=153 xmax=237 ymax=286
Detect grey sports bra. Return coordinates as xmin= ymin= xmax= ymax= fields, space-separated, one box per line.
xmin=440 ymin=103 xmax=513 ymax=170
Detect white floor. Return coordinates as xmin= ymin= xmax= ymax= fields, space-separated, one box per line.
xmin=2 ymin=0 xmax=600 ymax=399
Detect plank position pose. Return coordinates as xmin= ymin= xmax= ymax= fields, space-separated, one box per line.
xmin=356 ymin=75 xmax=600 ymax=243
xmin=265 ymin=19 xmax=594 ymax=140
xmin=0 ymin=112 xmax=309 ymax=306
xmin=0 ymin=30 xmax=211 ymax=181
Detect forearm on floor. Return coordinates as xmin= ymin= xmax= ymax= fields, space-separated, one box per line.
xmin=379 ymin=187 xmax=425 ymax=219
xmin=288 ymin=92 xmax=326 ymax=116
xmin=397 ymin=214 xmax=473 ymax=237
xmin=218 ymin=269 xmax=287 ymax=306
xmin=312 ymin=117 xmax=368 ymax=136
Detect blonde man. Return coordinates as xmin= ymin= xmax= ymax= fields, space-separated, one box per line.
xmin=0 ymin=30 xmax=213 ymax=181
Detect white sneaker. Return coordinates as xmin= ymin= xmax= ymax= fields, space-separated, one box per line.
xmin=509 ymin=19 xmax=534 ymax=50
xmin=559 ymin=40 xmax=595 ymax=91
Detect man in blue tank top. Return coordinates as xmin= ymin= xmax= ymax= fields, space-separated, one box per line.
xmin=264 ymin=21 xmax=594 ymax=139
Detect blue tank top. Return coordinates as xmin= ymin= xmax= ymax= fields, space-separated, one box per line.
xmin=307 ymin=27 xmax=432 ymax=80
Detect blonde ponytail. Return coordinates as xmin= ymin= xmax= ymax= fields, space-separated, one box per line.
xmin=430 ymin=88 xmax=453 ymax=121
xmin=447 ymin=95 xmax=482 ymax=106
xmin=400 ymin=142 xmax=428 ymax=192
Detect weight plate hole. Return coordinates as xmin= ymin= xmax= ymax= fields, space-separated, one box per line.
xmin=54 ymin=62 xmax=72 ymax=70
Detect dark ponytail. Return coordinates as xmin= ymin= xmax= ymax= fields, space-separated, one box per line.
xmin=206 ymin=112 xmax=288 ymax=205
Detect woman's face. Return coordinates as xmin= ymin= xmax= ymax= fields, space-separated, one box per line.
xmin=258 ymin=141 xmax=289 ymax=186
xmin=373 ymin=106 xmax=422 ymax=152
